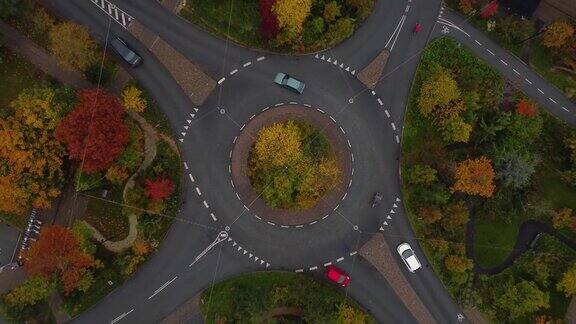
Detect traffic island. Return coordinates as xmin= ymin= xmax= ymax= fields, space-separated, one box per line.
xmin=359 ymin=233 xmax=437 ymax=324
xmin=230 ymin=105 xmax=352 ymax=226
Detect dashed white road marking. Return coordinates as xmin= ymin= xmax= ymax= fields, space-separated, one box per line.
xmin=110 ymin=309 xmax=134 ymax=324
xmin=391 ymin=122 xmax=396 ymax=131
xmin=474 ymin=40 xmax=482 ymax=46
xmin=195 ymin=187 xmax=202 ymax=195
xmin=549 ymin=98 xmax=557 ymax=104
xmin=257 ymin=56 xmax=266 ymax=61
xmin=188 ymin=174 xmax=195 ymax=183
xmin=230 ymin=69 xmax=238 ymax=75
xmin=486 ymin=49 xmax=495 ymax=55
xmin=525 ymin=78 xmax=533 ymax=85
xmin=147 ymin=276 xmax=178 ymax=300
xmin=499 ymin=59 xmax=508 ymax=66
xmin=512 ymin=69 xmax=520 ymax=75
xmin=323 ymin=262 xmax=332 ymax=266
xmin=243 ymin=61 xmax=252 ymax=67
xmin=377 ymin=98 xmax=384 ymax=106
xmin=183 ymin=162 xmax=188 ymax=170
xmin=202 ymin=201 xmax=209 ymax=208
xmin=395 ymin=135 xmax=400 ymax=143
xmin=295 ymin=269 xmax=304 ymax=273
xmin=562 ymin=106 xmax=570 ymax=112
xmin=275 ymin=102 xmax=285 ymax=107
xmin=537 ymin=88 xmax=544 ymax=95
xmin=349 ymin=251 xmax=357 ymax=256
xmin=385 ymin=109 xmax=390 ymax=118
xmin=336 ymin=257 xmax=345 ymax=262
xmin=210 ymin=213 xmax=217 ymax=221
xmin=218 ymin=77 xmax=225 ymax=84
xmin=309 ymin=266 xmax=318 ymax=271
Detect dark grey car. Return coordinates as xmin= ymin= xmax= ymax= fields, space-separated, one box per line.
xmin=110 ymin=36 xmax=142 ymax=67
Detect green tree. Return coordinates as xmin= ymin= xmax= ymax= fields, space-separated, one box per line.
xmin=3 ymin=276 xmax=55 ymax=311
xmin=323 ymin=1 xmax=341 ymax=23
xmin=405 ymin=164 xmax=437 ymax=185
xmin=494 ymin=151 xmax=537 ymax=189
xmin=48 ymin=22 xmax=98 ymax=71
xmin=495 ymin=15 xmax=534 ymax=44
xmin=418 ymin=68 xmax=460 ymax=117
xmin=0 ymin=0 xmax=22 ymax=19
xmin=325 ymin=17 xmax=355 ymax=46
xmin=558 ymin=262 xmax=576 ymax=296
xmin=345 ymin=0 xmax=373 ymax=20
xmin=494 ymin=280 xmax=550 ymax=319
xmin=441 ymin=201 xmax=469 ymax=231
xmin=440 ymin=115 xmax=472 ymax=143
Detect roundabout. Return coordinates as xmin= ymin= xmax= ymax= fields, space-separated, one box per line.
xmin=230 ymin=104 xmax=352 ymax=226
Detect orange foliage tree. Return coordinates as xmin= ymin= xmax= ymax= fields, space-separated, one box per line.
xmin=56 ymin=89 xmax=129 ymax=174
xmin=451 ymin=156 xmax=496 ymax=197
xmin=23 ymin=225 xmax=94 ymax=294
xmin=515 ymin=99 xmax=538 ymax=117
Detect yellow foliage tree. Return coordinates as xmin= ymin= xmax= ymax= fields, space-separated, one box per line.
xmin=254 ymin=121 xmax=302 ymax=167
xmin=0 ymin=88 xmax=65 ymax=214
xmin=337 ymin=302 xmax=367 ymax=324
xmin=558 ymin=262 xmax=576 ymax=297
xmin=273 ymin=0 xmax=313 ymax=36
xmin=121 ymin=86 xmax=147 ymax=112
xmin=323 ymin=1 xmax=341 ymax=23
xmin=542 ymin=20 xmax=574 ymax=48
xmin=418 ymin=68 xmax=460 ymax=117
xmin=451 ymin=156 xmax=496 ymax=198
xmin=49 ymin=22 xmax=98 ymax=71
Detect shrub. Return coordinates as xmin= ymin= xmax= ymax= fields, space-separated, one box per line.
xmin=345 ymin=0 xmax=373 ymax=20
xmin=145 ymin=177 xmax=175 ymax=202
xmin=325 ymin=17 xmax=355 ymax=46
xmin=122 ymin=86 xmax=146 ymax=112
xmin=551 ymin=208 xmax=574 ymax=230
xmin=458 ymin=0 xmax=475 ymax=14
xmin=3 ymin=276 xmax=55 ymax=311
xmin=48 ymin=22 xmax=98 ymax=71
xmin=541 ymin=20 xmax=574 ymax=48
xmin=105 ymin=164 xmax=130 ymax=186
xmin=405 ymin=164 xmax=437 ymax=185
xmin=323 ymin=1 xmax=341 ymax=23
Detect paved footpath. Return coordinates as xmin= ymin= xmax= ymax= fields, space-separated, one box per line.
xmin=0 ymin=20 xmax=92 ymax=89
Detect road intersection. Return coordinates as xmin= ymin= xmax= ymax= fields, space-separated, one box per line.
xmin=41 ymin=0 xmax=576 ymax=323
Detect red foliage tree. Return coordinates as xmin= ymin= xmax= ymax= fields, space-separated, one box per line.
xmin=56 ymin=89 xmax=129 ymax=174
xmin=516 ymin=99 xmax=538 ymax=117
xmin=480 ymin=0 xmax=498 ymax=19
xmin=145 ymin=177 xmax=175 ymax=201
xmin=23 ymin=225 xmax=93 ymax=294
xmin=259 ymin=0 xmax=279 ymax=39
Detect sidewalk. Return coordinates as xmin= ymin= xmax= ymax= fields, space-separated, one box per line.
xmin=0 ymin=20 xmax=92 ymax=89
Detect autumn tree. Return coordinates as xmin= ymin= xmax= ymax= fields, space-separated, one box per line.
xmin=451 ymin=156 xmax=496 ymax=197
xmin=440 ymin=115 xmax=472 ymax=143
xmin=480 ymin=0 xmax=498 ymax=19
xmin=551 ymin=208 xmax=574 ymax=230
xmin=145 ymin=177 xmax=175 ymax=202
xmin=441 ymin=201 xmax=469 ymax=231
xmin=105 ymin=164 xmax=130 ymax=185
xmin=458 ymin=0 xmax=475 ymax=14
xmin=3 ymin=276 xmax=55 ymax=311
xmin=418 ymin=67 xmax=460 ymax=117
xmin=56 ymin=89 xmax=129 ymax=174
xmin=515 ymin=99 xmax=538 ymax=117
xmin=23 ymin=225 xmax=94 ymax=294
xmin=48 ymin=21 xmax=98 ymax=71
xmin=254 ymin=121 xmax=302 ymax=167
xmin=273 ymin=0 xmax=313 ymax=36
xmin=337 ymin=302 xmax=368 ymax=323
xmin=0 ymin=87 xmax=66 ymax=214
xmin=259 ymin=0 xmax=279 ymax=39
xmin=325 ymin=17 xmax=355 ymax=46
xmin=558 ymin=262 xmax=576 ymax=296
xmin=542 ymin=20 xmax=574 ymax=48
xmin=444 ymin=255 xmax=472 ymax=273
xmin=121 ymin=86 xmax=146 ymax=113
xmin=323 ymin=1 xmax=341 ymax=23
xmin=419 ymin=206 xmax=443 ymax=224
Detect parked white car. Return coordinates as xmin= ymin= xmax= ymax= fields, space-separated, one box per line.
xmin=397 ymin=243 xmax=422 ymax=272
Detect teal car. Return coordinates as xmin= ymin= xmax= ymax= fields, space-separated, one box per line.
xmin=274 ymin=73 xmax=305 ymax=94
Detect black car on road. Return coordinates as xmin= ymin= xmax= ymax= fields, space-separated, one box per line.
xmin=110 ymin=36 xmax=142 ymax=67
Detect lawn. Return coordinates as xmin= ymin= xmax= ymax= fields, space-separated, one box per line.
xmin=473 ymin=212 xmax=521 ymax=268
xmin=531 ymin=43 xmax=576 ymax=99
xmin=201 ymin=271 xmax=374 ymax=323
xmin=0 ymin=48 xmax=46 ymax=116
xmin=180 ymin=0 xmax=263 ymax=48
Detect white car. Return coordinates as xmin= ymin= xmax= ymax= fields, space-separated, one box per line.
xmin=397 ymin=243 xmax=422 ymax=272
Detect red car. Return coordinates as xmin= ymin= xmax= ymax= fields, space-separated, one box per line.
xmin=325 ymin=265 xmax=351 ymax=287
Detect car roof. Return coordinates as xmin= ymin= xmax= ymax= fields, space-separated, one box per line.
xmin=406 ymin=255 xmax=421 ymax=270
xmin=286 ymin=77 xmax=301 ymax=89
xmin=111 ymin=38 xmax=131 ymax=56
xmin=327 ymin=268 xmax=342 ymax=281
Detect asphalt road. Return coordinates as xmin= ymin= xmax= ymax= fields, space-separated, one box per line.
xmin=42 ymin=0 xmax=576 ymax=323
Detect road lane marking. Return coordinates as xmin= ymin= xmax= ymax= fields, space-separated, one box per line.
xmin=336 ymin=257 xmax=345 ymax=262
xmin=537 ymin=88 xmax=544 ymax=94
xmin=110 ymin=309 xmax=134 ymax=324
xmin=512 ymin=68 xmax=520 ymax=75
xmin=183 ymin=162 xmax=188 ymax=170
xmin=230 ymin=69 xmax=238 ymax=75
xmin=257 ymin=56 xmax=265 ymax=61
xmin=275 ymin=102 xmax=285 ymax=107
xmin=474 ymin=40 xmax=482 ymax=46
xmin=349 ymin=251 xmax=357 ymax=256
xmin=377 ymin=98 xmax=384 ymax=105
xmin=147 ymin=276 xmax=178 ymax=300
xmin=309 ymin=266 xmax=318 ymax=271
xmin=385 ymin=109 xmax=390 ymax=117
xmin=525 ymin=78 xmax=532 ymax=85
xmin=324 ymin=262 xmax=332 ymax=266
xmin=195 ymin=187 xmax=202 ymax=195
xmin=210 ymin=213 xmax=217 ymax=221
xmin=391 ymin=122 xmax=396 ymax=130
xmin=395 ymin=135 xmax=400 ymax=143
xmin=295 ymin=269 xmax=304 ymax=273
xmin=188 ymin=174 xmax=195 ymax=182
xmin=562 ymin=106 xmax=570 ymax=112
xmin=203 ymin=201 xmax=209 ymax=208
xmin=486 ymin=49 xmax=495 ymax=55
xmin=243 ymin=61 xmax=252 ymax=67
xmin=218 ymin=77 xmax=225 ymax=84
xmin=499 ymin=59 xmax=508 ymax=66
xmin=549 ymin=98 xmax=557 ymax=104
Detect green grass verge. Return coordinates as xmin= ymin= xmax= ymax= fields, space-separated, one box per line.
xmin=531 ymin=43 xmax=576 ymax=99
xmin=473 ymin=213 xmax=521 ymax=268
xmin=201 ymin=271 xmax=375 ymax=323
